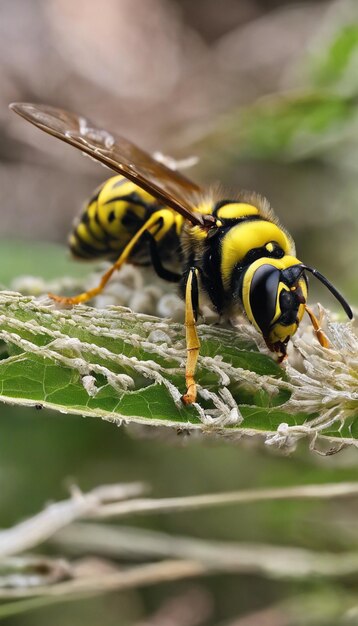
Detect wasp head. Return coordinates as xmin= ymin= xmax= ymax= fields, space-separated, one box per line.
xmin=240 ymin=258 xmax=307 ymax=359
xmin=239 ymin=256 xmax=352 ymax=359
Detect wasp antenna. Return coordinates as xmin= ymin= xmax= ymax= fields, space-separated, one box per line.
xmin=300 ymin=265 xmax=353 ymax=320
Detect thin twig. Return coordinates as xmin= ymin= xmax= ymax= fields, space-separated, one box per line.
xmin=2 ymin=481 xmax=358 ymax=558
xmin=0 ymin=556 xmax=71 ymax=588
xmin=0 ymin=482 xmax=145 ymax=558
xmin=0 ymin=559 xmax=206 ymax=599
xmin=53 ymin=523 xmax=358 ymax=580
xmin=89 ymin=481 xmax=358 ymax=519
xmin=0 ymin=560 xmax=205 ymax=621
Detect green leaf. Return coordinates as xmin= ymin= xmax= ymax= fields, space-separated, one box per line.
xmin=0 ymin=290 xmax=356 ymax=450
xmin=204 ymin=93 xmax=357 ymax=162
xmin=308 ymin=24 xmax=358 ymax=92
xmin=0 ymin=291 xmax=277 ymax=422
xmin=244 ymin=95 xmax=354 ymax=157
xmin=200 ymin=18 xmax=358 ymax=164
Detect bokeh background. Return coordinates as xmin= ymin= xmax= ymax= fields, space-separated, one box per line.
xmin=0 ymin=0 xmax=358 ymax=624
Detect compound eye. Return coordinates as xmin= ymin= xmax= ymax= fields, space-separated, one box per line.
xmin=249 ymin=264 xmax=280 ymax=336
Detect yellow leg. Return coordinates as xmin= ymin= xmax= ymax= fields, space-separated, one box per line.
xmin=49 ymin=210 xmax=172 ymax=305
xmin=182 ymin=268 xmax=200 ymax=405
xmin=305 ymin=305 xmax=330 ymax=348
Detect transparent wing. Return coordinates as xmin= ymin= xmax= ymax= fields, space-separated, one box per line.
xmin=10 ymin=102 xmax=209 ymax=227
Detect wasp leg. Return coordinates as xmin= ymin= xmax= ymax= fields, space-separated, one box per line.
xmin=181 ymin=267 xmax=200 ymax=405
xmin=49 ymin=209 xmax=177 ymax=305
xmin=145 ymin=232 xmax=181 ymax=283
xmin=305 ymin=304 xmax=330 ymax=348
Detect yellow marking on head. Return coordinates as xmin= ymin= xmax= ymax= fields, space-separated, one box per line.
xmin=272 ymin=283 xmax=289 ymax=325
xmin=268 ymin=322 xmax=297 ymax=344
xmin=299 ymin=277 xmax=308 ymax=302
xmin=271 ymin=279 xmax=306 ymax=324
xmin=266 ymin=242 xmax=274 ymax=253
xmin=221 ymin=221 xmax=294 ymax=290
xmin=216 ymin=203 xmax=259 ymax=220
xmin=267 ymin=276 xmax=307 ymax=343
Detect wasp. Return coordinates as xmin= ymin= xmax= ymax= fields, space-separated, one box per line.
xmin=10 ymin=103 xmax=353 ymax=405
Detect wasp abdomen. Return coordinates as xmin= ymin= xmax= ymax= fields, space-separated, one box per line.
xmin=69 ymin=175 xmax=158 ymax=260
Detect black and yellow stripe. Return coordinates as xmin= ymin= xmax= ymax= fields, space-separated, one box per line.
xmin=69 ymin=176 xmax=152 ymax=259
xmin=69 ymin=175 xmax=184 ymax=264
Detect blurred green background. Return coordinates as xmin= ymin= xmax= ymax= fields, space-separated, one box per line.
xmin=1 ymin=0 xmax=358 ymax=624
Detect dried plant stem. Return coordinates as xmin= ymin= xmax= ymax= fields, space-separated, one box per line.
xmin=0 ymin=482 xmax=145 ymax=558
xmin=1 ymin=481 xmax=358 ymax=618
xmin=54 ymin=523 xmax=358 ymax=580
xmin=0 ymin=560 xmax=205 ymax=620
xmin=2 ymin=529 xmax=358 ymax=602
xmin=2 ymin=481 xmax=358 ymax=559
xmin=92 ymin=482 xmax=358 ymax=519
xmin=0 ymin=559 xmax=206 ymax=599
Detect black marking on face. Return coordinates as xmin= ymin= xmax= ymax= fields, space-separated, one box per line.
xmin=278 ymin=289 xmax=300 ymax=326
